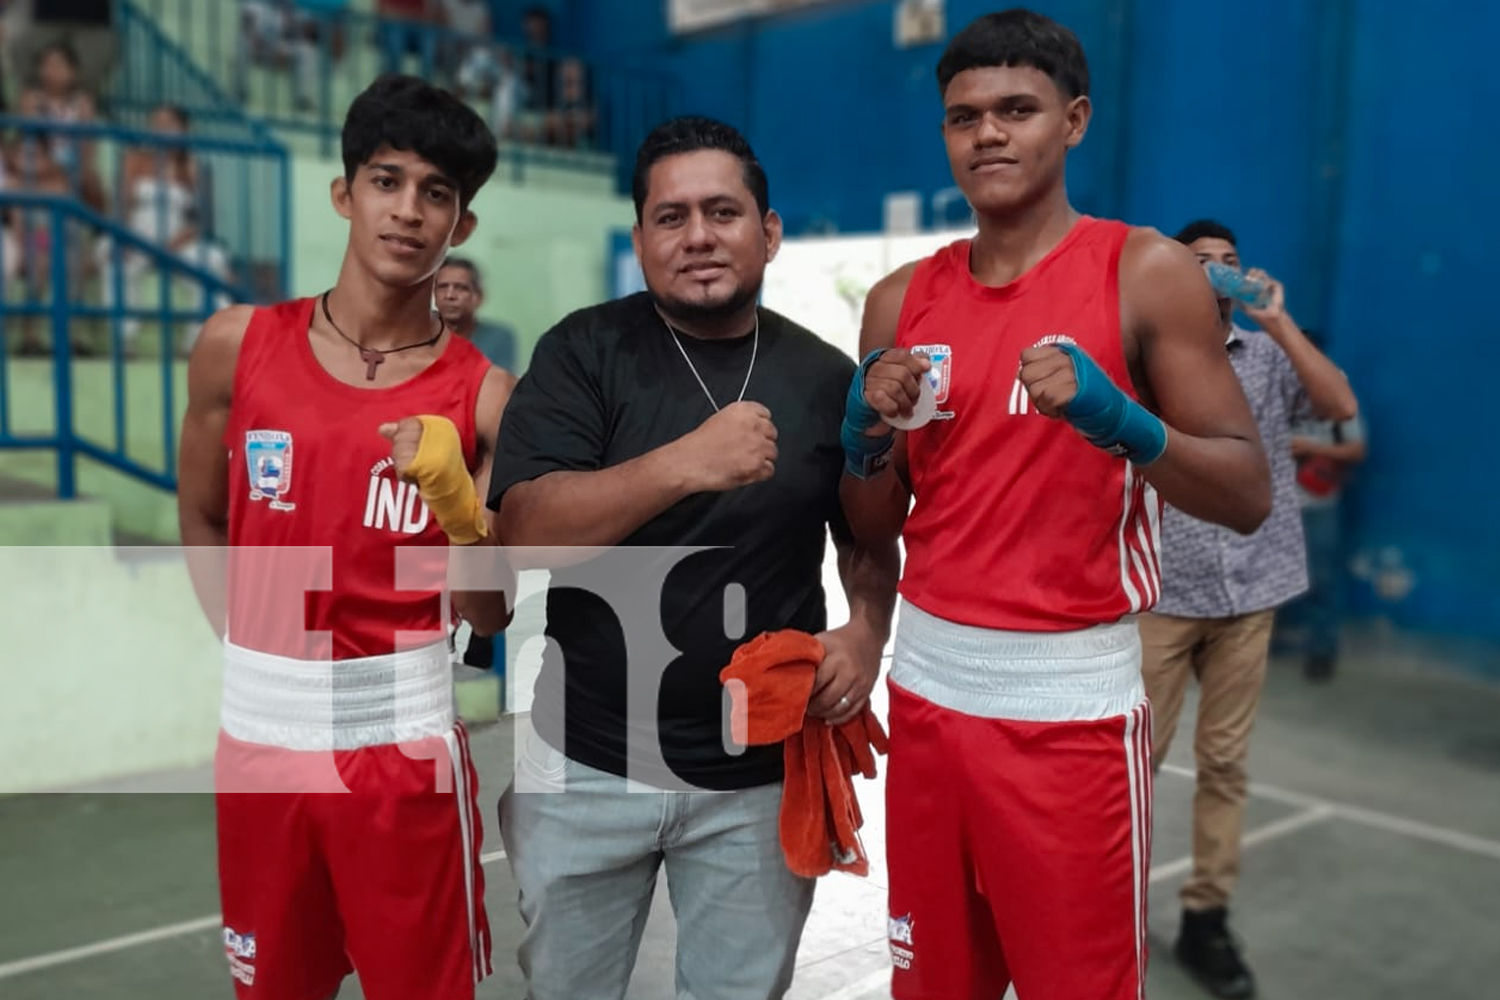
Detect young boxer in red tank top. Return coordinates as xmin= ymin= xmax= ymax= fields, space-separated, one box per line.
xmin=177 ymin=75 xmax=515 ymax=1000
xmin=838 ymin=11 xmax=1273 ymax=1000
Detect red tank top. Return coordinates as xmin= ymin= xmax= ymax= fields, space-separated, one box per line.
xmin=896 ymin=217 xmax=1162 ymax=631
xmin=224 ymin=298 xmax=493 ymax=660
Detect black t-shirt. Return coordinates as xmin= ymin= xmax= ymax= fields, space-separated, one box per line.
xmin=489 ymin=293 xmax=855 ymax=790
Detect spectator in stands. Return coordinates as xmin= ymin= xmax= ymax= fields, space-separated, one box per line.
xmin=93 ymin=103 xmax=233 ymax=355
xmin=434 ymin=256 xmax=517 ymax=373
xmin=459 ymin=44 xmax=519 ymax=141
xmin=549 ymin=55 xmax=595 ymax=148
xmin=237 ymin=0 xmax=319 ymax=112
xmin=16 ymin=40 xmax=105 ymax=213
xmin=436 ymin=0 xmax=495 ymax=87
xmin=0 ymin=127 xmax=69 ymax=354
xmin=376 ymin=0 xmax=439 ymax=75
xmin=6 ymin=0 xmax=116 ymax=101
xmin=441 ymin=0 xmax=517 ymax=138
xmin=515 ymin=4 xmax=554 ymax=143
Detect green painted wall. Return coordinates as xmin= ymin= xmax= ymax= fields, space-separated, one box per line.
xmin=0 ymin=543 xmax=224 ymax=793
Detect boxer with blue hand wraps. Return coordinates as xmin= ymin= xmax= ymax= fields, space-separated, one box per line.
xmin=1021 ymin=341 xmax=1167 ymax=463
xmin=833 ymin=11 xmax=1279 ymax=1000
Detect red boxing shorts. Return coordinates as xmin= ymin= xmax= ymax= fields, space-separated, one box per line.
xmin=883 ymin=601 xmax=1153 ymax=1000
xmin=214 ymin=640 xmax=492 ymax=1000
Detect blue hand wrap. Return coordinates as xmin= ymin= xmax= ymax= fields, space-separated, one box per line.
xmin=841 ymin=349 xmax=895 ymax=479
xmin=1058 ymin=343 xmax=1168 ymax=465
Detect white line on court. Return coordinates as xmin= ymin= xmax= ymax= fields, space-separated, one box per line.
xmin=9 ymin=763 xmax=1500 ymax=985
xmin=1158 ymin=764 xmax=1500 ymax=862
xmin=1146 ymin=805 xmax=1334 ymax=883
xmin=0 ymin=849 xmax=507 ymax=982
xmin=816 ymin=805 xmax=1336 ymax=1000
xmin=0 ymin=916 xmax=223 ymax=980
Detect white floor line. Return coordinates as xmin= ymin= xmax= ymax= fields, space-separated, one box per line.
xmin=1158 ymin=763 xmax=1500 ymax=861
xmin=817 ymin=806 xmax=1336 ymax=1000
xmin=0 ymin=848 xmax=506 ymax=982
xmin=1148 ymin=805 xmax=1334 ymax=883
xmin=0 ymin=916 xmax=224 ymax=980
xmin=11 ymin=760 xmax=1498 ymax=985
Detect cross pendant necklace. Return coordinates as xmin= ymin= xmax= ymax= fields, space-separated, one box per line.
xmin=321 ymin=291 xmax=445 ymax=380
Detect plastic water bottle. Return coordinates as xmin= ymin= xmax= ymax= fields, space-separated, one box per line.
xmin=1204 ymin=261 xmax=1274 ymax=309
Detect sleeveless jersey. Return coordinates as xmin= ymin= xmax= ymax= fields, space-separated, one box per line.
xmin=223 ymin=298 xmax=493 ymax=660
xmin=895 ymin=217 xmax=1162 ymax=631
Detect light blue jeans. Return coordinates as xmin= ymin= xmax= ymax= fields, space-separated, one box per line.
xmin=498 ymin=727 xmax=816 ymax=1000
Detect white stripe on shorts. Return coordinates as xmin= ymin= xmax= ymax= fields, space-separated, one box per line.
xmin=1123 ymin=701 xmax=1152 ymax=999
xmin=446 ymin=725 xmax=490 ymax=983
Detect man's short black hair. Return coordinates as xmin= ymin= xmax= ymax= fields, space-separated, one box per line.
xmin=1175 ymin=219 xmax=1238 ymax=247
xmin=342 ymin=74 xmax=498 ymax=210
xmin=439 ymin=256 xmax=483 ymax=294
xmin=631 ymin=116 xmax=769 ymax=222
xmin=937 ymin=8 xmax=1090 ymax=100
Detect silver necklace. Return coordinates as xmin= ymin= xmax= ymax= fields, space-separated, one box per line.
xmin=661 ymin=309 xmax=759 ymax=412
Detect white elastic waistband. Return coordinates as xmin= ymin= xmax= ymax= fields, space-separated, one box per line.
xmin=221 ymin=640 xmax=455 ymax=751
xmin=890 ymin=599 xmax=1144 ymax=722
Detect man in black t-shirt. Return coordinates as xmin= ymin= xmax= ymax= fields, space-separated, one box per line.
xmin=487 ymin=117 xmax=898 ymax=999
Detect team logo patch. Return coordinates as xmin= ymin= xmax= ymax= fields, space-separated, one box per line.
xmin=245 ymin=430 xmax=296 ymax=511
xmin=910 ymin=343 xmax=955 ymax=419
xmin=888 ymin=913 xmax=915 ymax=970
xmin=223 ymin=927 xmax=257 ymax=985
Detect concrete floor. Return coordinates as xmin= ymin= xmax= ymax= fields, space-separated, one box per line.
xmin=2 ymin=622 xmax=1499 ymax=999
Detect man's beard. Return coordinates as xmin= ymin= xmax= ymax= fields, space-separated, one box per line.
xmin=650 ymin=280 xmax=760 ymax=329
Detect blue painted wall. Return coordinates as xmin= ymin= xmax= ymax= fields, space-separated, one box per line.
xmin=1324 ymin=0 xmax=1500 ymax=640
xmin=561 ymin=0 xmax=1500 ymax=645
xmin=565 ymin=0 xmax=1124 ymax=231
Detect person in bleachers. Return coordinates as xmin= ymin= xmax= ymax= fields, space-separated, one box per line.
xmin=16 ymin=40 xmax=105 ymax=213
xmin=237 ymin=0 xmax=320 ymax=112
xmin=93 ymin=104 xmax=233 ymax=356
xmin=376 ymin=0 xmax=439 ymax=75
xmin=6 ymin=0 xmax=116 ymax=101
xmin=548 ymin=55 xmax=595 ymax=149
xmin=0 ymin=127 xmax=71 ymax=354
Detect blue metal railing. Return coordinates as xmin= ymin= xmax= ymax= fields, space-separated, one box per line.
xmin=0 ymin=119 xmax=286 ymax=498
xmin=0 ymin=116 xmax=291 ymax=302
xmin=114 ymin=0 xmax=276 ymax=145
xmin=0 ymin=193 xmax=245 ymax=496
xmin=134 ymin=0 xmax=679 ymax=187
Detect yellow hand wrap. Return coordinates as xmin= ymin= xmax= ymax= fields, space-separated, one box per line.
xmin=406 ymin=415 xmax=488 ymax=545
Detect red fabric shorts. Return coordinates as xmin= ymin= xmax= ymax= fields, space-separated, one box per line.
xmin=885 ymin=681 xmax=1153 ymax=1000
xmin=214 ymin=724 xmax=492 ymax=1000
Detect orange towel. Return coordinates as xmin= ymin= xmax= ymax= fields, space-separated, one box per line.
xmin=720 ymin=629 xmax=889 ymax=878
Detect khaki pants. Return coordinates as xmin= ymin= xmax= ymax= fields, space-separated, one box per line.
xmin=1139 ymin=609 xmax=1275 ymax=912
